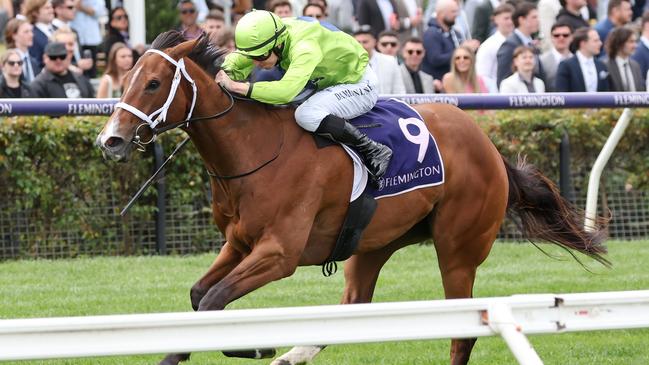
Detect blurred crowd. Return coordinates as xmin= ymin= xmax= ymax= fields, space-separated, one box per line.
xmin=1 ymin=0 xmax=649 ymax=99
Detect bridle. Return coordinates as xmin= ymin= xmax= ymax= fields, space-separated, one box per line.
xmin=115 ymin=47 xmax=285 ymax=218
xmin=114 ymin=48 xmax=235 ymax=151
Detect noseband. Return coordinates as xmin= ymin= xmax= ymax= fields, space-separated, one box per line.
xmin=114 ymin=48 xmax=234 ymax=150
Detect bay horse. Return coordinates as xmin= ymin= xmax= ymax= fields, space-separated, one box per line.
xmin=96 ymin=32 xmax=608 ymax=365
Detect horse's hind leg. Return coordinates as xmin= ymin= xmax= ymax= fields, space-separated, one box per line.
xmin=432 ymin=197 xmax=503 ymax=365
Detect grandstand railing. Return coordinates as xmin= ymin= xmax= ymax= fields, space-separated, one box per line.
xmin=2 ymin=92 xmax=649 ymax=115
xmin=0 ymin=93 xmax=644 ymax=257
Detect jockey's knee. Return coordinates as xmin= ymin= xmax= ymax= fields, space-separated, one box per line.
xmin=294 ymin=104 xmax=328 ymax=132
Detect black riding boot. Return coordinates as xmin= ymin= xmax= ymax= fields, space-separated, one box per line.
xmin=316 ymin=114 xmax=392 ymax=183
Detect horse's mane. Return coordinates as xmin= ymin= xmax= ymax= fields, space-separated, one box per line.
xmin=151 ymin=30 xmax=227 ymax=76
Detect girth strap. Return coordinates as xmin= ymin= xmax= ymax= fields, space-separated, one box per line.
xmin=322 ymin=190 xmax=377 ymax=276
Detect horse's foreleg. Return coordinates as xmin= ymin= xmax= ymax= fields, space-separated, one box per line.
xmin=197 ymin=239 xmax=299 ymax=310
xmin=159 ymin=239 xmax=300 ymax=365
xmin=160 ymin=244 xmax=245 ymax=365
xmin=190 ymin=242 xmax=244 ymax=311
xmin=272 ymin=246 xmax=399 ymax=365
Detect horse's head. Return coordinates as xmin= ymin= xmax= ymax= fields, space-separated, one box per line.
xmin=96 ymin=32 xmax=210 ymax=162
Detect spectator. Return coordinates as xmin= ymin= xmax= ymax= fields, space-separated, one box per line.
xmin=496 ymin=2 xmax=544 ymax=88
xmin=377 ymin=30 xmax=400 ymax=57
xmin=595 ymin=0 xmax=632 ymax=48
xmin=389 ymin=0 xmax=424 ymax=43
xmin=102 ymin=7 xmax=129 ymax=55
xmin=97 ymin=42 xmax=133 ymax=98
xmin=51 ymin=0 xmax=75 ymax=31
xmin=442 ymin=45 xmax=488 ymax=92
xmin=102 ymin=7 xmax=143 ymax=60
xmin=353 ymin=29 xmax=406 ymax=94
xmin=268 ymin=0 xmax=293 ymax=17
xmin=356 ymin=0 xmax=398 ymax=38
xmin=30 ymin=41 xmax=94 ymax=97
xmin=303 ymin=2 xmax=325 ymax=20
xmin=15 ymin=1 xmax=27 ymax=20
xmin=595 ymin=0 xmax=633 ymax=57
xmin=4 ymin=17 xmax=40 ymax=81
xmin=422 ymin=0 xmax=477 ymax=80
xmin=307 ymin=0 xmax=328 ymax=12
xmin=326 ymin=0 xmax=354 ymax=31
xmin=537 ymin=0 xmax=561 ymax=50
xmin=452 ymin=0 xmax=473 ymax=41
xmin=540 ymin=22 xmax=573 ymax=91
xmin=476 ymin=3 xmax=515 ymax=92
xmin=52 ymin=26 xmax=92 ymax=75
xmin=0 ymin=0 xmax=14 ymax=36
xmin=201 ymin=11 xmax=225 ymax=36
xmin=191 ymin=0 xmax=209 ymax=23
xmin=632 ymin=11 xmax=649 ymax=80
xmin=24 ymin=0 xmax=54 ymax=69
xmin=555 ymin=0 xmax=589 ymax=32
xmin=0 ymin=48 xmax=33 ymax=97
xmin=70 ymin=0 xmax=106 ymax=78
xmin=555 ymin=27 xmax=609 ymax=91
xmin=399 ymin=36 xmax=437 ymax=93
xmin=212 ymin=28 xmax=235 ymax=53
xmin=177 ymin=0 xmax=202 ymax=39
xmin=605 ymin=26 xmax=645 ymax=91
xmin=500 ymin=46 xmax=546 ymax=92
xmin=399 ymin=0 xmax=424 ymax=38
xmin=471 ymin=0 xmax=499 ymax=43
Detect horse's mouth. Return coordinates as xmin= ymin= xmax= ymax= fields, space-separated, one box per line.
xmin=97 ymin=136 xmax=135 ymax=162
xmin=101 ymin=149 xmax=131 ymax=162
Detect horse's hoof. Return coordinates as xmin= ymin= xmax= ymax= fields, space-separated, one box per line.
xmin=159 ymin=353 xmax=190 ymax=365
xmin=270 ymin=360 xmax=292 ymax=365
xmin=223 ymin=348 xmax=276 ymax=359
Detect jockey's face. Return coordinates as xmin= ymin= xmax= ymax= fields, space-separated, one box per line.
xmin=252 ymin=51 xmax=278 ymax=69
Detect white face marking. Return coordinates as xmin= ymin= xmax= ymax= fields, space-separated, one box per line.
xmin=123 ymin=65 xmax=142 ymax=97
xmin=99 ymin=65 xmax=143 ymax=147
xmin=99 ymin=114 xmax=121 ymax=146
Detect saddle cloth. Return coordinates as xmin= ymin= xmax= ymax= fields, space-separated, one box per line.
xmin=345 ymin=99 xmax=445 ymax=201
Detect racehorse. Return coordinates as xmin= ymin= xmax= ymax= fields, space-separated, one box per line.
xmin=96 ymin=31 xmax=608 ymax=365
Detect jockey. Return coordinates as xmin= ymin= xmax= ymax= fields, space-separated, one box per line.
xmin=216 ymin=10 xmax=392 ymax=183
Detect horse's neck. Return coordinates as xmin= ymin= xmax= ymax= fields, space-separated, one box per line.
xmin=187 ymin=96 xmax=294 ymax=181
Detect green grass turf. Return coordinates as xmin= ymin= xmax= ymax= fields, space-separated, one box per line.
xmin=1 ymin=241 xmax=648 ymax=365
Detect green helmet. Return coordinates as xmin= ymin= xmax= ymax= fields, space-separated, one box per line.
xmin=235 ymin=10 xmax=287 ymax=57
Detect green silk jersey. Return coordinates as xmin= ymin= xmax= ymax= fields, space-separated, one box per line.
xmin=222 ymin=18 xmax=369 ymax=105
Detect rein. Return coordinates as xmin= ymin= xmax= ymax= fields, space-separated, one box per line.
xmin=118 ymin=48 xmax=283 ymax=214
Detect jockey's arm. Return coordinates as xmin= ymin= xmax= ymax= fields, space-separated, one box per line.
xmin=218 ymin=53 xmax=255 ymax=95
xmin=249 ymin=42 xmax=323 ymax=104
xmin=221 ymin=52 xmax=255 ymax=81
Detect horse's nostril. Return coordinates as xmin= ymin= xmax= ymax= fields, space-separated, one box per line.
xmin=105 ymin=136 xmax=124 ymax=148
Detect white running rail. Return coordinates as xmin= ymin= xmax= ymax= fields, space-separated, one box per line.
xmin=1 ymin=290 xmax=649 ymax=364
xmin=584 ymin=108 xmax=634 ymax=231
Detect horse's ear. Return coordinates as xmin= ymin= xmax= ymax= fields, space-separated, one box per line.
xmin=168 ymin=37 xmax=201 ymax=59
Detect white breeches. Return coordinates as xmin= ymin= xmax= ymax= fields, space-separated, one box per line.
xmin=294 ymin=66 xmax=379 ymax=132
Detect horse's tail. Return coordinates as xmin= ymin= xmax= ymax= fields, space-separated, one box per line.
xmin=502 ymin=155 xmax=610 ymax=267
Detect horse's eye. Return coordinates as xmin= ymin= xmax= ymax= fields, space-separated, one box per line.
xmin=146 ymin=80 xmax=160 ymax=91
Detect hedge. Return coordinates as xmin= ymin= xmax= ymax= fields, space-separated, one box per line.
xmin=0 ymin=109 xmax=647 ymax=257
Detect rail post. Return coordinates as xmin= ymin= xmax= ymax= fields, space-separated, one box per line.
xmin=153 ymin=141 xmax=167 ymax=255
xmin=559 ymin=130 xmax=574 ymax=202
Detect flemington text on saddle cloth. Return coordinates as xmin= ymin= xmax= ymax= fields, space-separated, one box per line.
xmin=350 ymin=99 xmax=445 ymax=199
